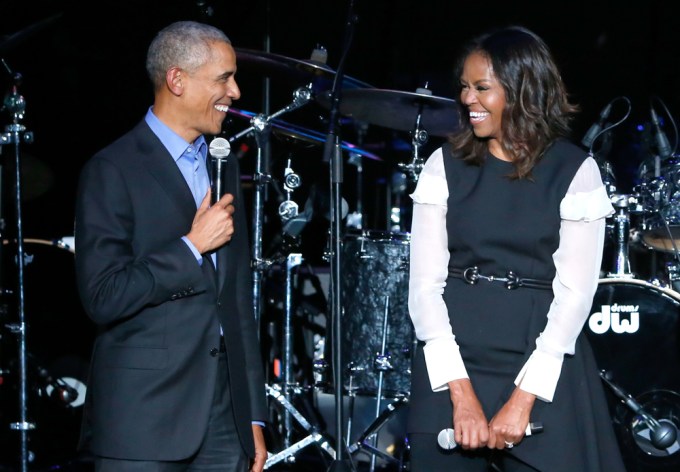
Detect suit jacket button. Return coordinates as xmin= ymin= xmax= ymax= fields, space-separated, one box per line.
xmin=210 ymin=347 xmax=219 ymax=357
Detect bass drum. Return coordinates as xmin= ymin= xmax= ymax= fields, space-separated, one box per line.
xmin=0 ymin=239 xmax=94 ymax=470
xmin=585 ymin=278 xmax=680 ymax=471
xmin=331 ymin=230 xmax=414 ymax=397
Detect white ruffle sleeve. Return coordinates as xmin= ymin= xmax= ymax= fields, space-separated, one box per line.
xmin=514 ymin=157 xmax=614 ymax=401
xmin=408 ymin=148 xmax=468 ymax=391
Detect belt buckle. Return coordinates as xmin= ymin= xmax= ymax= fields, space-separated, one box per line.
xmin=463 ymin=266 xmax=479 ymax=284
xmin=505 ymin=271 xmax=519 ymax=290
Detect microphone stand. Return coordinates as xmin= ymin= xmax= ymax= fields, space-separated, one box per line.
xmin=1 ymin=61 xmax=34 ymax=472
xmin=322 ymin=2 xmax=359 ymax=471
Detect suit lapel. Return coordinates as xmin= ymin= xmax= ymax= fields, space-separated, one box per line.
xmin=136 ymin=123 xmax=197 ymax=222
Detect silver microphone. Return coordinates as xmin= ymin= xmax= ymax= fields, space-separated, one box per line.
xmin=437 ymin=422 xmax=543 ymax=450
xmin=209 ymin=137 xmax=231 ymax=205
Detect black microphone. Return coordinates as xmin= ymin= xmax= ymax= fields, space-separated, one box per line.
xmin=209 ymin=137 xmax=231 ymax=205
xmin=437 ymin=422 xmax=543 ymax=450
xmin=600 ymin=370 xmax=677 ymax=449
xmin=650 ymin=106 xmax=673 ymax=158
xmin=582 ymin=102 xmax=613 ymax=149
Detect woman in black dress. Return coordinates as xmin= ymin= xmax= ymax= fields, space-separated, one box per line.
xmin=407 ymin=26 xmax=626 ymax=471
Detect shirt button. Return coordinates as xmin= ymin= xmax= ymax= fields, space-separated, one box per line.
xmin=210 ymin=348 xmax=218 ymax=357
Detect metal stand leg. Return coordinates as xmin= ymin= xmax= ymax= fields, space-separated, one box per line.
xmin=1 ymin=60 xmax=36 ymax=472
xmin=265 ymin=384 xmax=336 ymax=469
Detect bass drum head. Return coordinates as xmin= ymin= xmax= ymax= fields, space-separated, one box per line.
xmin=0 ymin=239 xmax=94 ymax=470
xmin=586 ymin=278 xmax=680 ymax=471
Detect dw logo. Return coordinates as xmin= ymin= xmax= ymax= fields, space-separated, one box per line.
xmin=588 ymin=303 xmax=640 ymax=334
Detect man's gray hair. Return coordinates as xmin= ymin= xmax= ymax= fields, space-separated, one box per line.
xmin=146 ymin=21 xmax=231 ymax=90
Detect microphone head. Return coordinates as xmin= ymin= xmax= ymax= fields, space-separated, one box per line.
xmin=437 ymin=428 xmax=457 ymax=450
xmin=651 ymin=421 xmax=678 ymax=449
xmin=209 ymin=137 xmax=231 ymax=159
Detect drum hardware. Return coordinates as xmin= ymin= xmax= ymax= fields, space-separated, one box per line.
xmin=343 ymin=296 xmax=409 ymax=472
xmin=1 ymin=239 xmax=93 ymax=469
xmin=600 ymin=370 xmax=678 ymax=450
xmin=606 ymin=193 xmax=641 ymax=278
xmin=228 ymin=85 xmax=313 ymax=331
xmin=347 ymin=396 xmax=408 ymax=467
xmin=228 ymin=108 xmax=381 ymax=162
xmin=1 ymin=57 xmax=38 ymax=472
xmin=264 ymin=383 xmax=337 ymax=470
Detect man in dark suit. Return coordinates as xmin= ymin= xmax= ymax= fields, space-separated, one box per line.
xmin=74 ymin=21 xmax=267 ymax=472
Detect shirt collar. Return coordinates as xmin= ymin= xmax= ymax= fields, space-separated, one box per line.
xmin=144 ymin=107 xmax=207 ymax=162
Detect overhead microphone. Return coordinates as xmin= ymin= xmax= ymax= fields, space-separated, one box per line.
xmin=437 ymin=422 xmax=543 ymax=450
xmin=209 ymin=137 xmax=231 ymax=205
xmin=582 ymin=102 xmax=613 ymax=149
xmin=650 ymin=106 xmax=673 ymax=158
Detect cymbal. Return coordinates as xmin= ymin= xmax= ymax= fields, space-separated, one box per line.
xmin=235 ymin=48 xmax=372 ymax=90
xmin=228 ymin=108 xmax=381 ymax=161
xmin=317 ymin=88 xmax=461 ymax=138
xmin=0 ymin=13 xmax=63 ymax=55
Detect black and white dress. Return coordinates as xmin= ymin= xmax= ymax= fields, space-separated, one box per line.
xmin=407 ymin=139 xmax=626 ymax=471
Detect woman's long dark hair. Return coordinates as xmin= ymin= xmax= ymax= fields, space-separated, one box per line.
xmin=449 ymin=26 xmax=579 ymax=179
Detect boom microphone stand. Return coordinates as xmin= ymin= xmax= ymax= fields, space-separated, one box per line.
xmin=1 ymin=60 xmax=34 ymax=472
xmin=322 ymin=1 xmax=359 ymax=470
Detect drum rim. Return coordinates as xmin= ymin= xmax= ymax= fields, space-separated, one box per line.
xmin=344 ymin=229 xmax=411 ymax=242
xmin=597 ymin=277 xmax=680 ymax=301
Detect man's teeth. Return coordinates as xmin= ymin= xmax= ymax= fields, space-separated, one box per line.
xmin=215 ymin=105 xmax=229 ymax=112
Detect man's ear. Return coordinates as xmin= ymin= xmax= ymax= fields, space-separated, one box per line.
xmin=167 ymin=67 xmax=183 ymax=95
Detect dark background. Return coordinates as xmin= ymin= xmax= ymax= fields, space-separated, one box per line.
xmin=2 ymin=1 xmax=680 ymax=470
xmin=1 ymin=0 xmax=679 ymax=243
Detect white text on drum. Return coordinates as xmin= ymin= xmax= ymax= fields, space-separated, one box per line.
xmin=588 ymin=303 xmax=640 ymax=334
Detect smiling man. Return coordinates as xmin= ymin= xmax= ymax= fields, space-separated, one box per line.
xmin=74 ymin=21 xmax=267 ymax=472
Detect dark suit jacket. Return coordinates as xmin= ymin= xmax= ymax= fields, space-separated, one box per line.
xmin=74 ymin=120 xmax=266 ymax=460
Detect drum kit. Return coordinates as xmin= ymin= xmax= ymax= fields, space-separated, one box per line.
xmin=223 ymin=46 xmax=458 ymax=471
xmin=583 ymin=99 xmax=680 ymax=471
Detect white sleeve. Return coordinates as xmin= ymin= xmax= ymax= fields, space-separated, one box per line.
xmin=514 ymin=157 xmax=614 ymax=401
xmin=408 ymin=148 xmax=469 ymax=392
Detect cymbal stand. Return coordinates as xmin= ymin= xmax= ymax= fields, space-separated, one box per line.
xmin=346 ymin=121 xmax=368 ymax=230
xmin=398 ymin=85 xmax=431 ymax=182
xmin=264 ymin=161 xmax=334 ymax=467
xmin=228 ymin=85 xmax=312 ymax=329
xmin=1 ymin=60 xmax=34 ymax=472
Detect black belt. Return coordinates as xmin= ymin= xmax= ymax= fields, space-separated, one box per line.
xmin=449 ymin=266 xmax=553 ymax=290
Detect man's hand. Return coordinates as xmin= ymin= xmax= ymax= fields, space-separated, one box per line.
xmin=186 ymin=190 xmax=236 ymax=254
xmin=250 ymin=424 xmax=267 ymax=472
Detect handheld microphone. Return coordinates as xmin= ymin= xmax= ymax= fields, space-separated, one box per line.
xmin=650 ymin=106 xmax=673 ymax=158
xmin=582 ymin=102 xmax=613 ymax=149
xmin=209 ymin=137 xmax=231 ymax=205
xmin=437 ymin=422 xmax=543 ymax=450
